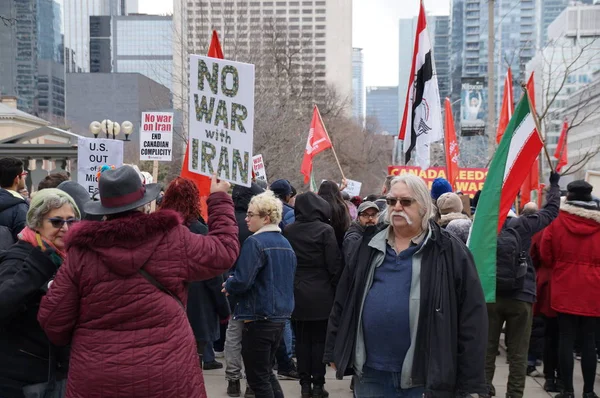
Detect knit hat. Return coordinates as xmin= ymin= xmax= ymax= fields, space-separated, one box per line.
xmin=57 ymin=181 xmax=91 ymax=219
xmin=436 ymin=192 xmax=463 ymax=215
xmin=431 ymin=177 xmax=452 ymax=200
xmin=27 ymin=188 xmax=81 ymax=227
xmin=446 ymin=219 xmax=472 ymax=244
xmin=270 ymin=179 xmax=292 ymax=198
xmin=566 ymin=180 xmax=593 ymax=202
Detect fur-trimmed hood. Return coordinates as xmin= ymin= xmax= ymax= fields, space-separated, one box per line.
xmin=65 ymin=210 xmax=183 ymax=276
xmin=559 ymin=201 xmax=600 ymax=235
xmin=439 ymin=212 xmax=470 ymax=228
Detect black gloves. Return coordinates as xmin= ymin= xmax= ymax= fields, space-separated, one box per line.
xmin=549 ymin=171 xmax=560 ymax=185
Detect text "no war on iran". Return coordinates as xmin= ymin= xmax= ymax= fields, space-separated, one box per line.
xmin=194 ymin=60 xmax=248 ymax=133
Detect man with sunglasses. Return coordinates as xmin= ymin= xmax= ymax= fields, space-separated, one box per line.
xmin=0 ymin=157 xmax=29 ymax=243
xmin=325 ymin=174 xmax=488 ymax=398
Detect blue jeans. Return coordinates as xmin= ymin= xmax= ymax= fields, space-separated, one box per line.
xmin=203 ymin=340 xmax=215 ymax=363
xmin=355 ymin=366 xmax=425 ymax=398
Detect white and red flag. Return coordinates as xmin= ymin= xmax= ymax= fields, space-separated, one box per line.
xmin=399 ymin=0 xmax=442 ymax=170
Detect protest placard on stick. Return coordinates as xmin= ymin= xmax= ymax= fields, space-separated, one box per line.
xmin=188 ymin=55 xmax=255 ymax=187
xmin=140 ymin=112 xmax=173 ymax=161
xmin=77 ymin=138 xmax=124 ymax=196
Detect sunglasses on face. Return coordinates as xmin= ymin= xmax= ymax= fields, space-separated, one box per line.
xmin=46 ymin=218 xmax=79 ymax=229
xmin=385 ymin=197 xmax=417 ymax=207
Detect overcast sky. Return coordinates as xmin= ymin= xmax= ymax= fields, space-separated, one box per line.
xmin=139 ymin=0 xmax=450 ymax=87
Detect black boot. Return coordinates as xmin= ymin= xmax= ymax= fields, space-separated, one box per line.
xmin=555 ymin=392 xmax=575 ymax=398
xmin=300 ymin=382 xmax=312 ymax=398
xmin=583 ymin=393 xmax=599 ymax=398
xmin=313 ymin=384 xmax=328 ymax=398
xmin=227 ymin=380 xmax=241 ymax=397
xmin=543 ymin=379 xmax=559 ymax=393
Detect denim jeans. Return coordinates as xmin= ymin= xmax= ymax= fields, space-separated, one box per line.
xmin=355 ymin=366 xmax=425 ymax=398
xmin=242 ymin=321 xmax=285 ymax=398
xmin=225 ymin=319 xmax=244 ymax=381
xmin=275 ymin=319 xmax=294 ymax=372
xmin=203 ymin=340 xmax=215 ymax=363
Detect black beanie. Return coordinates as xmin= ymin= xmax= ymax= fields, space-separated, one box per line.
xmin=566 ymin=180 xmax=593 ymax=202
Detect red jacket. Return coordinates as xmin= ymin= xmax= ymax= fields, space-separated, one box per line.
xmin=37 ymin=192 xmax=239 ymax=398
xmin=540 ymin=201 xmax=600 ymax=317
xmin=531 ymin=232 xmax=556 ymax=317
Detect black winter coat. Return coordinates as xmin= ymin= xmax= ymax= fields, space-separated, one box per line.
xmin=0 ymin=241 xmax=68 ymax=397
xmin=232 ymin=183 xmax=264 ymax=246
xmin=0 ymin=189 xmax=28 ymax=242
xmin=324 ymin=221 xmax=488 ymax=397
xmin=283 ymin=192 xmax=342 ymax=321
xmin=186 ymin=220 xmax=230 ymax=343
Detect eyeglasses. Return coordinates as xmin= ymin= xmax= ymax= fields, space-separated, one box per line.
xmin=19 ymin=171 xmax=28 ymax=177
xmin=359 ymin=213 xmax=379 ymax=219
xmin=246 ymin=212 xmax=264 ymax=219
xmin=385 ymin=197 xmax=417 ymax=207
xmin=46 ymin=217 xmax=79 ymax=229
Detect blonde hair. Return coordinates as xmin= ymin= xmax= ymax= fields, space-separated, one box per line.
xmin=249 ymin=190 xmax=283 ymax=225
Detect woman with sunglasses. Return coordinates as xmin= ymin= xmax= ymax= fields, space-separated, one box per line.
xmin=0 ymin=188 xmax=80 ymax=397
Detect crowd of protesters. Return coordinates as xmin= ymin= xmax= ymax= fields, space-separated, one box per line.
xmin=0 ymin=155 xmax=598 ymax=398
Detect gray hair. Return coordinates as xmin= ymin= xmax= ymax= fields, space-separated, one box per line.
xmin=27 ymin=195 xmax=76 ymax=229
xmin=389 ymin=174 xmax=434 ymax=231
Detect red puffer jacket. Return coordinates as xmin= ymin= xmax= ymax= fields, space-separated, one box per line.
xmin=540 ymin=201 xmax=600 ymax=317
xmin=37 ymin=192 xmax=239 ymax=398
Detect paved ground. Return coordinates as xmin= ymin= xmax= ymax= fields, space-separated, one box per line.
xmin=203 ymin=349 xmax=600 ymax=397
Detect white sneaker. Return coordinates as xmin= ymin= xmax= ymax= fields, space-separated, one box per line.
xmin=215 ymin=350 xmax=225 ymax=358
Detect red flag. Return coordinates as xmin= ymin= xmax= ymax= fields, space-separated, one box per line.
xmin=444 ymin=98 xmax=460 ymax=189
xmin=180 ymin=30 xmax=223 ymax=220
xmin=496 ymin=68 xmax=514 ymax=144
xmin=300 ymin=105 xmax=332 ymax=184
xmin=554 ymin=119 xmax=569 ymax=172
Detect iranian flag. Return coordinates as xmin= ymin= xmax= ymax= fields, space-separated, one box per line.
xmin=468 ymin=93 xmax=544 ymax=302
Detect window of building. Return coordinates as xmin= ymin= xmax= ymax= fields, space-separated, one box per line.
xmin=316 ymin=17 xmax=325 ymax=22
xmin=290 ymin=17 xmax=299 ymax=22
xmin=302 ymin=9 xmax=312 ymax=13
xmin=303 ymin=17 xmax=312 ymax=22
xmin=302 ymin=1 xmax=313 ymax=5
xmin=277 ymin=8 xmax=286 ymax=14
xmin=290 ymin=9 xmax=299 ymax=14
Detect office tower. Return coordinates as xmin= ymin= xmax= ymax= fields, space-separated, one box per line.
xmin=352 ymin=48 xmax=365 ymax=121
xmin=366 ymin=86 xmax=399 ymax=135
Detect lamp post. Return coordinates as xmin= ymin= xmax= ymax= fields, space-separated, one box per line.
xmin=89 ymin=120 xmax=133 ymax=141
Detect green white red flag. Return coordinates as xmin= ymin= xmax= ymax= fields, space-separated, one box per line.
xmin=469 ymin=93 xmax=544 ymax=302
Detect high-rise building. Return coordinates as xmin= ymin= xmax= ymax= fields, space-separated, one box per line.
xmin=430 ymin=14 xmax=451 ymax=101
xmin=366 ymin=86 xmax=399 ymax=135
xmin=90 ymin=15 xmax=173 ymax=91
xmin=450 ymin=0 xmax=464 ymax=106
xmin=173 ymin=0 xmax=353 ymax=115
xmin=63 ymin=0 xmax=127 ymax=73
xmin=527 ymin=3 xmax=600 ymax=150
xmin=540 ymin=0 xmax=593 ymax=47
xmin=352 ymin=48 xmax=365 ymax=121
xmin=0 ymin=0 xmax=65 ymax=117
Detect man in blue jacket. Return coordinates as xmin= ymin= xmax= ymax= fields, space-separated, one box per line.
xmin=0 ymin=158 xmax=29 ymax=244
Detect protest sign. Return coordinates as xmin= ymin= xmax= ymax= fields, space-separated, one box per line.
xmin=252 ymin=154 xmax=267 ymax=183
xmin=188 ymin=55 xmax=255 ymax=187
xmin=388 ymin=166 xmax=488 ymax=197
xmin=343 ymin=179 xmax=362 ymax=197
xmin=77 ymin=138 xmax=124 ymax=195
xmin=140 ymin=112 xmax=173 ymax=161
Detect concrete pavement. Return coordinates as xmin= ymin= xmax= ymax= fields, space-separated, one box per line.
xmin=202 ymin=350 xmax=600 ymax=397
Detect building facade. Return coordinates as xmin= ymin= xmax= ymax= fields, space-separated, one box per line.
xmin=63 ymin=0 xmax=127 ymax=73
xmin=430 ymin=14 xmax=451 ymax=101
xmin=366 ymin=86 xmax=399 ymax=135
xmin=352 ymin=48 xmax=365 ymax=121
xmin=90 ymin=15 xmax=173 ymax=90
xmin=173 ymin=0 xmax=353 ymax=117
xmin=398 ymin=17 xmax=417 ymax=123
xmin=527 ymin=3 xmax=600 ymax=150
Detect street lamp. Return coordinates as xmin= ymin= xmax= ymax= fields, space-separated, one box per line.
xmin=89 ymin=120 xmax=133 ymax=141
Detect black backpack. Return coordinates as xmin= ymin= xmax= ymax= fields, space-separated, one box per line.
xmin=496 ymin=226 xmax=528 ymax=293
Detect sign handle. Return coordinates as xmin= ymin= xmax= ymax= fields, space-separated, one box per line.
xmin=150 ymin=160 xmax=159 ymax=212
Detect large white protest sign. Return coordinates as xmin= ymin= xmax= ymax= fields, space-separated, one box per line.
xmin=140 ymin=112 xmax=173 ymax=161
xmin=188 ymin=55 xmax=255 ymax=187
xmin=343 ymin=179 xmax=362 ymax=197
xmin=77 ymin=138 xmax=124 ymax=195
xmin=252 ymin=154 xmax=267 ymax=183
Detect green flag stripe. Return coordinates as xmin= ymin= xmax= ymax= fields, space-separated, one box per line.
xmin=468 ymin=96 xmax=532 ymax=303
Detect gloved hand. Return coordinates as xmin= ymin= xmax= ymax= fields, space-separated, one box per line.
xmin=549 ymin=171 xmax=560 ymax=185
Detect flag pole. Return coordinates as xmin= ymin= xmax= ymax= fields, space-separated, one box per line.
xmin=522 ymin=85 xmax=555 ymax=173
xmin=315 ymin=105 xmax=346 ymax=180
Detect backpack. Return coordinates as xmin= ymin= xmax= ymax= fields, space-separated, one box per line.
xmin=496 ymin=227 xmax=528 ymax=293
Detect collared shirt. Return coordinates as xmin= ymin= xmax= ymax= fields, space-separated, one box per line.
xmin=5 ymin=189 xmax=24 ymax=200
xmin=386 ymin=226 xmax=427 ymax=253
